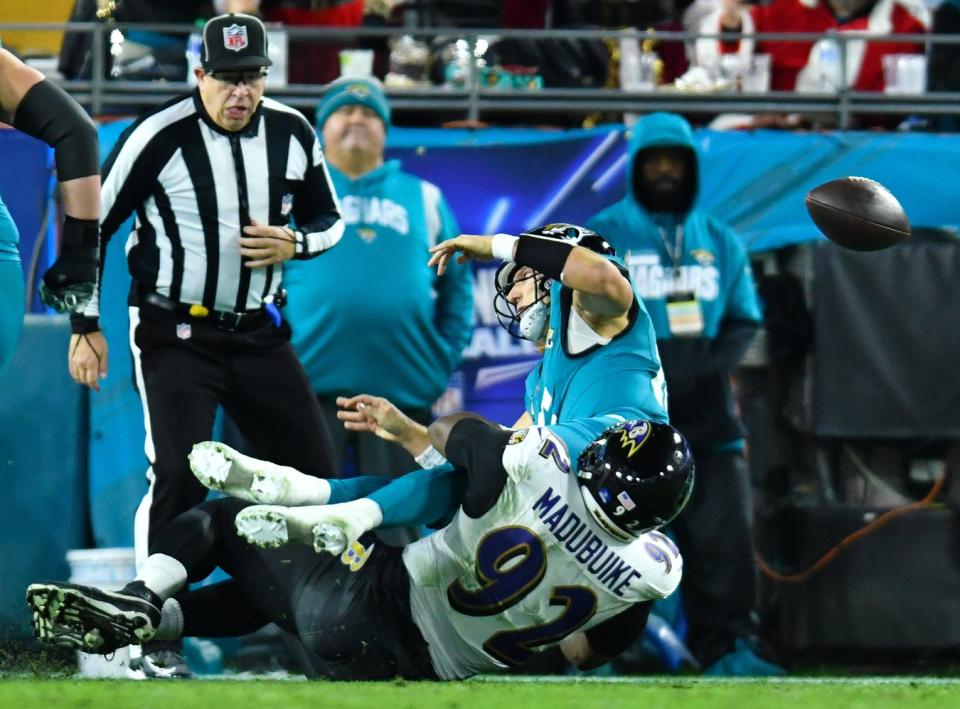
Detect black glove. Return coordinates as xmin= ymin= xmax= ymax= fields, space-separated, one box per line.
xmin=40 ymin=215 xmax=99 ymax=314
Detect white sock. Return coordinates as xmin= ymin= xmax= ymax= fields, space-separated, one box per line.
xmin=286 ymin=475 xmax=331 ymax=506
xmin=135 ymin=553 xmax=188 ymax=601
xmin=153 ymin=598 xmax=184 ymax=642
xmin=351 ymin=498 xmax=384 ymax=531
xmin=249 ymin=463 xmax=331 ymax=506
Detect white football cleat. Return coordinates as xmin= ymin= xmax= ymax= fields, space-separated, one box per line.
xmin=189 ymin=441 xmax=306 ymax=505
xmin=235 ymin=505 xmax=311 ymax=549
xmin=312 ymin=522 xmax=349 ymax=556
xmin=235 ymin=502 xmax=379 ymax=555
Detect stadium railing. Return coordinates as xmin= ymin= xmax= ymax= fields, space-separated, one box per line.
xmin=2 ymin=22 xmax=960 ymax=128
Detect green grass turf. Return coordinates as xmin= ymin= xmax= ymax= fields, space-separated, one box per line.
xmin=1 ymin=678 xmax=959 ymax=709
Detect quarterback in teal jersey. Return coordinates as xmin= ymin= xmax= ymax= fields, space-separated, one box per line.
xmin=336 ymin=223 xmax=669 ymax=463
xmin=493 ymin=224 xmax=668 ymax=428
xmin=0 ymin=46 xmax=101 ymax=375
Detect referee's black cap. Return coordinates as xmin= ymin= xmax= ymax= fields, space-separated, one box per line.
xmin=201 ymin=13 xmax=273 ymax=73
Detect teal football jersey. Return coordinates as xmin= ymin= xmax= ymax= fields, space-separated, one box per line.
xmin=525 ymin=279 xmax=668 ymax=426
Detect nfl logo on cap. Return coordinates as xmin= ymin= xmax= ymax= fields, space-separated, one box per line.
xmin=223 ymin=24 xmax=248 ymax=52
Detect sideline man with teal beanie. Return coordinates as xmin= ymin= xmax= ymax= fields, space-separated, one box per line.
xmin=0 ymin=42 xmax=101 ymax=374
xmin=283 ymin=76 xmax=473 ymax=494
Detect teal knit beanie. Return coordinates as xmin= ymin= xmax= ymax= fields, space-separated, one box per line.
xmin=315 ymin=76 xmax=391 ymax=132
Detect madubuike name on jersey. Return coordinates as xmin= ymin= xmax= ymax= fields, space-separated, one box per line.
xmin=532 ymin=486 xmax=643 ymax=598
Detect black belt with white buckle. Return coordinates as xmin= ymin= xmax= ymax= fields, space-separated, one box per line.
xmin=142 ymin=292 xmax=267 ymax=333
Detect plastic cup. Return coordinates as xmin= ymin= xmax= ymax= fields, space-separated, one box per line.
xmin=742 ymin=54 xmax=771 ymax=93
xmin=339 ymin=49 xmax=374 ymax=78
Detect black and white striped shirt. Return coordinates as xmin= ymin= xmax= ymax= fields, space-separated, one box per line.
xmin=80 ymin=90 xmax=343 ymax=321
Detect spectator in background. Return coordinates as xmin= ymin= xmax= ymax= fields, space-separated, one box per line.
xmin=59 ymin=0 xmax=257 ymax=81
xmin=688 ymin=0 xmax=755 ymax=72
xmin=928 ymin=0 xmax=960 ymax=131
xmin=693 ymin=0 xmax=929 ymax=92
xmin=250 ymin=0 xmax=391 ymax=83
xmin=499 ymin=1 xmax=694 ymax=86
xmin=587 ymin=112 xmax=778 ymax=676
xmin=282 ymin=77 xmax=473 ymax=512
xmin=507 ymin=1 xmax=692 ymax=28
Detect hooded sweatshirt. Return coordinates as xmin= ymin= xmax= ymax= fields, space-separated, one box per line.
xmin=283 ymin=159 xmax=473 ymax=409
xmin=588 ymin=113 xmax=761 ymax=450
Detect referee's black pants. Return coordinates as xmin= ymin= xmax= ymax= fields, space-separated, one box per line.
xmin=131 ymin=304 xmax=336 ymax=552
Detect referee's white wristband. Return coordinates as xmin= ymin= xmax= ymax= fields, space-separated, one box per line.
xmin=415 ymin=445 xmax=448 ymax=469
xmin=492 ymin=233 xmax=519 ymax=262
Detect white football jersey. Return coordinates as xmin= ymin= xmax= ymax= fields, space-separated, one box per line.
xmin=402 ymin=424 xmax=683 ymax=680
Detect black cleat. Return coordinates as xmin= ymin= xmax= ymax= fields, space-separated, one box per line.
xmin=26 ymin=581 xmax=161 ymax=655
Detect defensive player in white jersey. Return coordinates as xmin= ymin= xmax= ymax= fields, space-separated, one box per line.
xmin=26 ymin=416 xmax=693 ymax=680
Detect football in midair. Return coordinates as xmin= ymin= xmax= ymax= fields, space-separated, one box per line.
xmin=805 ymin=177 xmax=911 ymax=251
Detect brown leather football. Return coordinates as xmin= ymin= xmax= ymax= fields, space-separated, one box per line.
xmin=805 ymin=177 xmax=911 ymax=251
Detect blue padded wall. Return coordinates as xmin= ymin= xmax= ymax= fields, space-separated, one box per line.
xmin=0 ymin=315 xmax=89 ymax=639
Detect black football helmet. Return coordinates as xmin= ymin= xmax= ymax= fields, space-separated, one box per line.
xmin=577 ymin=420 xmax=694 ymax=541
xmin=493 ymin=223 xmax=616 ymax=341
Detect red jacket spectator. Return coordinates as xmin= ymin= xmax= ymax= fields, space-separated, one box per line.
xmin=710 ymin=0 xmax=929 ymax=91
xmin=261 ymin=0 xmax=365 ymax=83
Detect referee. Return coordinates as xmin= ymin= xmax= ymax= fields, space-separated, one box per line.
xmin=72 ymin=12 xmax=343 ymax=666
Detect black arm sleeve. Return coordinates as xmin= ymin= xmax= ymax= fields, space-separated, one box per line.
xmin=514 ymin=233 xmax=574 ymax=281
xmin=445 ymin=418 xmax=514 ymax=519
xmin=13 ymin=79 xmax=99 ymax=181
xmin=583 ymin=601 xmax=653 ymax=659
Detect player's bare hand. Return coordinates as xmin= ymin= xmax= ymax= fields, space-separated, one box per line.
xmin=336 ymin=394 xmax=412 ymax=443
xmin=68 ymin=330 xmax=108 ymax=392
xmin=336 ymin=394 xmax=431 ymax=457
xmin=427 ymin=234 xmax=494 ymax=275
xmin=240 ymin=219 xmax=296 ymax=268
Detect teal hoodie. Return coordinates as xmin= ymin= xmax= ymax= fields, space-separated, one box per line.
xmin=588 ymin=113 xmax=761 ymax=449
xmin=283 ymin=160 xmax=473 ymax=409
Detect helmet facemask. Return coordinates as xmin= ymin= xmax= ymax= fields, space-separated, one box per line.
xmin=493 ymin=262 xmax=552 ymax=343
xmin=491 ymin=223 xmax=616 ymax=343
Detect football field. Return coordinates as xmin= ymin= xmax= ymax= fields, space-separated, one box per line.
xmin=1 ymin=676 xmax=959 ymax=708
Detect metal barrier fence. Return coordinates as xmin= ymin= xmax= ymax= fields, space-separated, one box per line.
xmin=3 ymin=22 xmax=960 ymax=128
